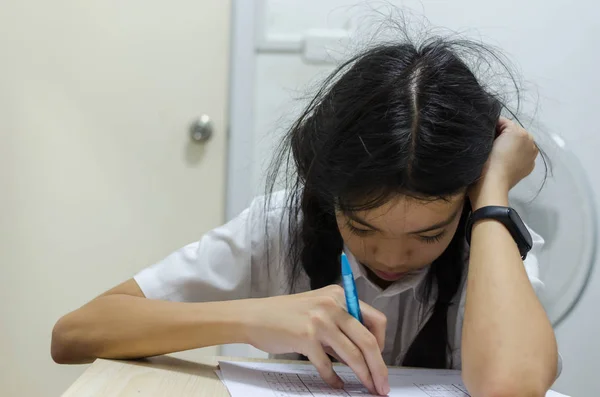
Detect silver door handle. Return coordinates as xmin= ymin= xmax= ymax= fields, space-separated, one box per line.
xmin=189 ymin=115 xmax=213 ymax=143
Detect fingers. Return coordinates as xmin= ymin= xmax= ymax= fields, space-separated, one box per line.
xmin=310 ymin=285 xmax=389 ymax=395
xmin=359 ymin=301 xmax=387 ymax=352
xmin=497 ymin=117 xmax=534 ymax=140
xmin=324 ymin=329 xmax=378 ymax=395
xmin=496 ymin=116 xmax=512 ymax=135
xmin=338 ymin=315 xmax=390 ymax=396
xmin=306 ymin=345 xmax=344 ymax=390
xmin=324 ymin=345 xmax=347 ymax=365
xmin=318 ymin=287 xmax=387 ymax=352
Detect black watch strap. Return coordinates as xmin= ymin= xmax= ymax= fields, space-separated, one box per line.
xmin=466 ymin=206 xmax=533 ymax=260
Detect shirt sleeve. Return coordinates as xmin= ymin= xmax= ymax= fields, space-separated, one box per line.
xmin=133 ymin=195 xmax=278 ymax=302
xmin=451 ymin=226 xmax=562 ymax=377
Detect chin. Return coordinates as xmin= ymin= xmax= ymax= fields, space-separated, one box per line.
xmin=363 ymin=262 xmax=430 ymax=282
xmin=368 ymin=267 xmax=410 ymax=282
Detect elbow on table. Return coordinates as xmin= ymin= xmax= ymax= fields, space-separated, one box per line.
xmin=469 ymin=375 xmax=550 ymax=397
xmin=464 ymin=347 xmax=558 ymax=397
xmin=51 ymin=315 xmax=95 ymax=365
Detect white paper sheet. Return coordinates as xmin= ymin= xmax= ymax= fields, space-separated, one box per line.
xmin=546 ymin=392 xmax=570 ymax=397
xmin=218 ymin=361 xmax=570 ymax=397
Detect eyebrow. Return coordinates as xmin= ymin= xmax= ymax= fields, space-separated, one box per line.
xmin=347 ymin=207 xmax=461 ymax=235
xmin=407 ymin=207 xmax=462 ymax=234
xmin=346 ymin=212 xmax=382 ymax=232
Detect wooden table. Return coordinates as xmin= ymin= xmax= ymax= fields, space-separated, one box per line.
xmin=62 ymin=355 xmax=292 ymax=396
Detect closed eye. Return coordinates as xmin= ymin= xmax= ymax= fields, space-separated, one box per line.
xmin=347 ymin=222 xmax=375 ymax=236
xmin=418 ymin=231 xmax=446 ymax=244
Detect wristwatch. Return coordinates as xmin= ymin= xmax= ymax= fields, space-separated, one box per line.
xmin=465 ymin=206 xmax=533 ymax=259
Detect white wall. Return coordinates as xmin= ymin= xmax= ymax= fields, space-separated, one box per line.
xmin=228 ymin=1 xmax=600 ymax=395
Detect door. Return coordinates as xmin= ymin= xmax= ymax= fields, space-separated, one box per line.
xmin=0 ymin=1 xmax=231 ymax=395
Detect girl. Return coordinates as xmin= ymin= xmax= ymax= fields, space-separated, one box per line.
xmin=51 ymin=36 xmax=558 ymax=396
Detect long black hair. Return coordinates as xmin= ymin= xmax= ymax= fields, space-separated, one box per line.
xmin=266 ymin=32 xmax=545 ymax=368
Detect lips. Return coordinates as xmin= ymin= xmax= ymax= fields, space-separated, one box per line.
xmin=371 ymin=268 xmax=408 ymax=282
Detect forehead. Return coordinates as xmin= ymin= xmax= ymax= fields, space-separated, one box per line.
xmin=349 ymin=194 xmax=464 ymax=233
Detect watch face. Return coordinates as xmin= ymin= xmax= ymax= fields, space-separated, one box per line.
xmin=508 ymin=208 xmax=533 ymax=249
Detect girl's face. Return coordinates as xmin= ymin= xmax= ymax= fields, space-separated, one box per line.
xmin=336 ymin=193 xmax=465 ymax=288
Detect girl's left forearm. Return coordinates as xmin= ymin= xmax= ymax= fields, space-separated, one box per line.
xmin=462 ymin=184 xmax=558 ymax=397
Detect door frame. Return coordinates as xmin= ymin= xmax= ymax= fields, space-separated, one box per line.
xmin=226 ymin=0 xmax=258 ymax=221
xmin=222 ymin=0 xmax=257 ymax=358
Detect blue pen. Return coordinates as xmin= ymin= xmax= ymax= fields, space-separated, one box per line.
xmin=341 ymin=252 xmax=363 ymax=324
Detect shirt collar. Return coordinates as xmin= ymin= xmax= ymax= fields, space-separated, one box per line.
xmin=343 ymin=246 xmax=430 ymax=300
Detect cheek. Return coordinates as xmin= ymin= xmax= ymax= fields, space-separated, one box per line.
xmin=412 ymin=238 xmax=452 ymax=263
xmin=337 ymin=223 xmax=378 ymax=262
xmin=338 ymin=227 xmax=366 ymax=253
xmin=411 ymin=221 xmax=462 ymax=262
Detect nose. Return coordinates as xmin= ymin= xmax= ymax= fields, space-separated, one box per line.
xmin=372 ymin=241 xmax=411 ymax=269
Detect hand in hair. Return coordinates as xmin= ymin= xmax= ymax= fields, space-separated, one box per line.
xmin=469 ymin=117 xmax=539 ymax=207
xmin=241 ymin=285 xmax=390 ymax=396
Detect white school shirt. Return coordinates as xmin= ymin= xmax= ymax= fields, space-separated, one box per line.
xmin=135 ymin=190 xmax=550 ymax=369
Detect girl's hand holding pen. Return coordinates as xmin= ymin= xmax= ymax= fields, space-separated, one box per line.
xmin=240 ymin=285 xmax=390 ymax=395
